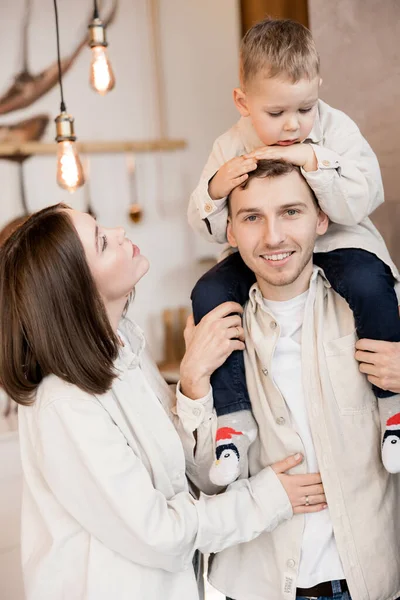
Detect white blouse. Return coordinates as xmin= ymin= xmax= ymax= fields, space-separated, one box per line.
xmin=18 ymin=318 xmax=292 ymax=600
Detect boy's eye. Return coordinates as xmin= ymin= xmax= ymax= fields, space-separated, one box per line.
xmin=268 ymin=111 xmax=283 ymax=117
xmin=101 ymin=235 xmax=108 ymax=251
xmin=299 ymin=107 xmax=312 ymax=114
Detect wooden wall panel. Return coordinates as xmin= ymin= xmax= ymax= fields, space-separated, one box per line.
xmin=240 ymin=0 xmax=309 ymax=34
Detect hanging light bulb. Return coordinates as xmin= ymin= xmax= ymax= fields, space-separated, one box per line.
xmin=55 ymin=113 xmax=85 ymax=193
xmin=53 ymin=0 xmax=85 ymax=193
xmin=88 ymin=17 xmax=115 ymax=95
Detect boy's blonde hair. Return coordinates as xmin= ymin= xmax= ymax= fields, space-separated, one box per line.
xmin=240 ymin=18 xmax=320 ymax=87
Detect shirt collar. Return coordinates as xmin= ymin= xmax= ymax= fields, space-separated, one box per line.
xmin=305 ymin=101 xmax=322 ymax=144
xmin=248 ymin=265 xmax=330 ymax=314
xmin=115 ymin=317 xmax=146 ymax=373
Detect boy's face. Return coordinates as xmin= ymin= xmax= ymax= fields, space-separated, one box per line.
xmin=234 ymin=75 xmax=320 ymax=147
xmin=227 ymin=170 xmax=328 ymax=300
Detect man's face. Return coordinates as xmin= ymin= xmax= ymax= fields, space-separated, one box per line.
xmin=227 ymin=171 xmax=328 ymax=300
xmin=234 ymin=75 xmax=319 ymax=147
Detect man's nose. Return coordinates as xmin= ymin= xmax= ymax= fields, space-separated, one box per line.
xmin=262 ymin=220 xmax=285 ymax=247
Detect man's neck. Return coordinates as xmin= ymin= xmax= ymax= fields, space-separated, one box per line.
xmin=256 ymin=263 xmax=313 ymax=301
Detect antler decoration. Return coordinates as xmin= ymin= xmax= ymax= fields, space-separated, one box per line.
xmin=0 ymin=0 xmax=118 ymax=116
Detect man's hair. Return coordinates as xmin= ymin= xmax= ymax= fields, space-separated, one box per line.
xmin=228 ymin=159 xmax=319 ymax=214
xmin=0 ymin=203 xmax=120 ymax=406
xmin=240 ymin=18 xmax=320 ymax=86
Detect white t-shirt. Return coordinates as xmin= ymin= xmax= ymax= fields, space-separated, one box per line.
xmin=263 ymin=291 xmax=345 ymax=588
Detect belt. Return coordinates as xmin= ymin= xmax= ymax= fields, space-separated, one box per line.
xmin=296 ymin=580 xmax=348 ymax=598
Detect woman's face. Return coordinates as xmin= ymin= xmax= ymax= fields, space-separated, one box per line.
xmin=69 ymin=210 xmax=149 ymax=307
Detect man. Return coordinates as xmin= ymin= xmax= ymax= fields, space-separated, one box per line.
xmin=180 ymin=160 xmax=400 ymax=600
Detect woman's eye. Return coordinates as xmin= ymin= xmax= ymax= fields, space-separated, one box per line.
xmin=101 ymin=235 xmax=108 ymax=251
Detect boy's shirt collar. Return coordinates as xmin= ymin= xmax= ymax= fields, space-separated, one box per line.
xmin=239 ymin=99 xmax=323 ymax=152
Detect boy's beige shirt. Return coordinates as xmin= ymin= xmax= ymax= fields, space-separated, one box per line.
xmin=188 ymin=99 xmax=400 ymax=296
xmin=180 ymin=269 xmax=400 ymax=600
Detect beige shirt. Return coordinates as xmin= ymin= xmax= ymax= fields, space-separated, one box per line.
xmin=18 ymin=318 xmax=292 ymax=600
xmin=188 ymin=100 xmax=400 ymax=296
xmin=181 ymin=269 xmax=400 ymax=600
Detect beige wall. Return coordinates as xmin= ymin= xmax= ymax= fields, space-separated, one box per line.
xmin=309 ymin=0 xmax=400 ymax=266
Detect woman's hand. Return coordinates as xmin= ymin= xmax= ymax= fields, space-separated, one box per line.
xmin=180 ymin=302 xmax=245 ymax=399
xmin=355 ymin=339 xmax=400 ymax=393
xmin=271 ymin=454 xmax=327 ymax=514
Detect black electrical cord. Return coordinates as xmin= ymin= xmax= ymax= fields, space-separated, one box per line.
xmin=53 ymin=0 xmax=66 ymax=112
xmin=93 ymin=0 xmax=99 ymax=19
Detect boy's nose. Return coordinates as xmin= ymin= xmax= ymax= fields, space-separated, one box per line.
xmin=283 ymin=116 xmax=299 ymax=132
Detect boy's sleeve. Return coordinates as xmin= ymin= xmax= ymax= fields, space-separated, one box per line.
xmin=301 ymin=121 xmax=384 ymax=226
xmin=188 ymin=138 xmax=232 ymax=244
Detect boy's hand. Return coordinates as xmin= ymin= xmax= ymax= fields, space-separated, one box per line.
xmin=247 ymin=143 xmax=318 ymax=173
xmin=208 ymin=156 xmax=258 ymax=200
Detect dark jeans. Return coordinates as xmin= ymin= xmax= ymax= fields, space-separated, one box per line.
xmin=191 ymin=248 xmax=400 ymax=416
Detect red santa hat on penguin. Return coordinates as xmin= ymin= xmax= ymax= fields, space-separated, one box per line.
xmin=385 ymin=413 xmax=400 ymax=430
xmin=215 ymin=426 xmax=243 ymax=446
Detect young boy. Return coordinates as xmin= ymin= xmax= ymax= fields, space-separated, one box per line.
xmin=189 ymin=18 xmax=400 ymax=485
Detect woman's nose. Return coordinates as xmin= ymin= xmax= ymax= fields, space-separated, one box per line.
xmin=116 ymin=227 xmax=126 ymax=243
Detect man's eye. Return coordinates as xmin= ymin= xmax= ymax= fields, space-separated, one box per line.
xmin=286 ymin=209 xmax=298 ymax=216
xmin=245 ymin=215 xmax=258 ymax=222
xmin=101 ymin=235 xmax=108 ymax=251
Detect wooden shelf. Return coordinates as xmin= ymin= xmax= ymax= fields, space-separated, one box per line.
xmin=0 ymin=139 xmax=187 ymax=157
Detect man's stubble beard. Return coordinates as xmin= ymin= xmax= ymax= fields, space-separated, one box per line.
xmin=254 ymin=240 xmax=315 ymax=290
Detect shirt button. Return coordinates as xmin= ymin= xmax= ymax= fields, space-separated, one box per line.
xmin=287 ymin=559 xmax=296 ymax=569
xmin=322 ymin=159 xmax=330 ymax=166
xmin=276 ymin=417 xmax=285 ymax=425
xmin=193 ymin=408 xmax=201 ymax=417
xmin=262 ymin=368 xmax=268 ymax=376
xmin=204 ymin=202 xmax=213 ymax=213
xmin=270 ymin=321 xmax=277 ymax=330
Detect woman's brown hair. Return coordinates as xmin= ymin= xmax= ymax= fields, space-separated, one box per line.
xmin=0 ymin=203 xmax=120 ymax=405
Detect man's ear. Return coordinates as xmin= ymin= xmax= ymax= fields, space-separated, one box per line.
xmin=233 ymin=88 xmax=250 ymax=117
xmin=227 ymin=218 xmax=238 ymax=248
xmin=316 ymin=209 xmax=329 ymax=237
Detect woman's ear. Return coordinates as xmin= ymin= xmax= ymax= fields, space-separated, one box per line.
xmin=233 ymin=88 xmax=250 ymax=117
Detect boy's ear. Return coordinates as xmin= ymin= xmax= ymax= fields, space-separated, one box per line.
xmin=226 ymin=218 xmax=238 ymax=248
xmin=233 ymin=88 xmax=250 ymax=117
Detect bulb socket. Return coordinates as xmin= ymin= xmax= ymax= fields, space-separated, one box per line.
xmin=88 ymin=18 xmax=108 ymax=48
xmin=55 ymin=112 xmax=77 ymax=143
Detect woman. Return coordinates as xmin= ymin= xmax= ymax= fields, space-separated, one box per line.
xmin=0 ymin=204 xmax=327 ymax=600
